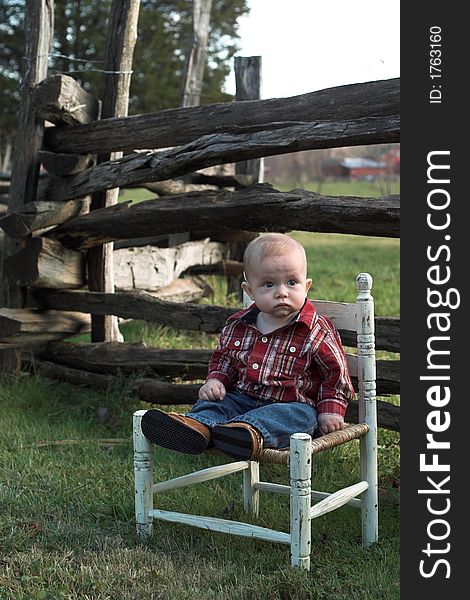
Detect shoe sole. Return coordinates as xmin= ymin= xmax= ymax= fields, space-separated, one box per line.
xmin=211 ymin=425 xmax=254 ymax=460
xmin=141 ymin=410 xmax=208 ymax=454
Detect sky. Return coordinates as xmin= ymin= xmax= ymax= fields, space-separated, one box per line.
xmin=225 ymin=0 xmax=400 ymax=99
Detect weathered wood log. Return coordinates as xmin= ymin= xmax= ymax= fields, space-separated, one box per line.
xmin=25 ymin=358 xmax=201 ymax=404
xmin=188 ymin=259 xmax=244 ymax=278
xmin=0 ymin=181 xmax=9 ymax=195
xmin=38 ymin=341 xmax=212 ymax=379
xmin=125 ymin=179 xmax=214 ymax=196
xmin=33 ymin=288 xmax=232 ymax=332
xmin=147 ymin=276 xmax=211 ymax=304
xmin=2 ymin=235 xmax=219 ymax=295
xmin=0 ymin=333 xmax=83 ymax=349
xmin=23 ymin=356 xmax=400 ymax=430
xmin=192 ymin=229 xmax=258 ymax=243
xmin=33 ymin=74 xmax=101 ymax=126
xmin=32 ymin=288 xmax=400 ymax=352
xmin=345 ymin=399 xmax=399 ymax=432
xmin=35 ymin=341 xmax=400 ymax=395
xmin=234 ymin=56 xmax=263 ymax=183
xmin=39 ymin=151 xmax=93 ymax=176
xmin=38 ymin=116 xmax=400 ymax=203
xmin=183 ymin=173 xmax=253 ymax=189
xmin=4 ymin=237 xmax=85 ymax=288
xmin=45 ymin=184 xmax=400 ymax=249
xmin=43 ymin=78 xmax=400 ymax=155
xmin=124 ymin=172 xmax=254 ymax=196
xmin=1 ymin=0 xmax=53 ymax=372
xmin=113 ymin=231 xmax=253 ymax=250
xmin=0 ymin=199 xmax=90 ymax=238
xmin=88 ymin=0 xmax=140 ymax=344
xmin=362 ymin=359 xmax=400 ymax=395
xmin=339 ymin=317 xmax=400 ymax=354
xmin=0 ymin=308 xmax=90 ymax=348
xmin=228 ymin=56 xmax=263 ymax=298
xmin=114 ymin=239 xmax=224 ymax=290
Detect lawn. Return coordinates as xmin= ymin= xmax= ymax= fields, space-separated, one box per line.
xmin=0 ymin=184 xmax=400 ymax=599
xmin=0 ymin=374 xmax=399 ymax=600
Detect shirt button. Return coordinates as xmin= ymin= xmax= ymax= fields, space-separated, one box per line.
xmin=289 ymin=346 xmax=297 ymax=353
xmin=261 ymin=336 xmax=268 ymax=343
xmin=252 ymin=363 xmax=259 ymax=370
xmin=234 ymin=340 xmax=241 ymax=347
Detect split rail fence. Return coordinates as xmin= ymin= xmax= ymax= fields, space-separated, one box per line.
xmin=0 ymin=1 xmax=400 ymax=432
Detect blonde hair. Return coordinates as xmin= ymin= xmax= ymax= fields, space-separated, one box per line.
xmin=243 ymin=233 xmax=308 ymax=278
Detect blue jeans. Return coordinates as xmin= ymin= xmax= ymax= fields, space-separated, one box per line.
xmin=186 ymin=391 xmax=318 ymax=449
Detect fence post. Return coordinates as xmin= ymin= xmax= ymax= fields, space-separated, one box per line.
xmin=227 ymin=56 xmax=263 ymax=298
xmin=0 ymin=0 xmax=53 ymax=373
xmin=87 ymin=0 xmax=140 ymax=343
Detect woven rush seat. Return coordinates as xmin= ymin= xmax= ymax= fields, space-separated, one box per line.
xmin=208 ymin=422 xmax=370 ymax=465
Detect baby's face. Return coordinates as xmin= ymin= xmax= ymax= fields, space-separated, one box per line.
xmin=242 ymin=250 xmax=312 ymax=319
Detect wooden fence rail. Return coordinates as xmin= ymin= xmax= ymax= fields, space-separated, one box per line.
xmin=34 ymin=341 xmax=400 ymax=396
xmin=23 ymin=357 xmax=400 ymax=432
xmin=37 ymin=185 xmax=400 ymax=249
xmin=32 ymin=288 xmax=400 ymax=353
xmin=42 ymin=77 xmax=399 ymax=154
xmin=37 ymin=117 xmax=399 ymax=203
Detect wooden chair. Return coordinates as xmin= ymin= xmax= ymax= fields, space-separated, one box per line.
xmin=133 ymin=273 xmax=377 ymax=570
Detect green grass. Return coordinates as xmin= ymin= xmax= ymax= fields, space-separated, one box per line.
xmin=118 ymin=187 xmax=158 ymax=204
xmin=0 ymin=374 xmax=399 ymax=600
xmin=274 ymin=179 xmax=400 ymax=197
xmin=0 ymin=183 xmax=400 ymax=598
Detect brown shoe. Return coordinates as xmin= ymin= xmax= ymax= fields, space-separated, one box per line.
xmin=211 ymin=422 xmax=263 ymax=460
xmin=141 ymin=409 xmax=210 ymax=454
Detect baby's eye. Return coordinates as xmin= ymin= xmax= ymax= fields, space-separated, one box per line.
xmin=287 ymin=279 xmax=298 ymax=286
xmin=264 ymin=281 xmax=274 ymax=288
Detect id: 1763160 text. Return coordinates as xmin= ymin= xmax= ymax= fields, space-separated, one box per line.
xmin=429 ymin=25 xmax=442 ymax=104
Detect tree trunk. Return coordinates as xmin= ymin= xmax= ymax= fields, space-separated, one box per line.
xmin=180 ymin=0 xmax=213 ymax=107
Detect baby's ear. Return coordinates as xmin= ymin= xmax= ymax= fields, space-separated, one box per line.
xmin=305 ymin=278 xmax=313 ymax=294
xmin=241 ymin=280 xmax=254 ymax=300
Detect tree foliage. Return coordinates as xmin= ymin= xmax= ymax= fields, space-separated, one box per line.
xmin=0 ymin=0 xmax=249 ymax=146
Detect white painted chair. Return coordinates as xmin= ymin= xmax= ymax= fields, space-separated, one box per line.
xmin=133 ymin=273 xmax=377 ymax=570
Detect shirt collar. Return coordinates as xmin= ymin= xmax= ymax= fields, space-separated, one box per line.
xmin=228 ymin=299 xmax=318 ymax=331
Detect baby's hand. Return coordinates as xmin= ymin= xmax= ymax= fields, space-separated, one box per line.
xmin=318 ymin=413 xmax=346 ymax=435
xmin=199 ymin=379 xmax=226 ymax=401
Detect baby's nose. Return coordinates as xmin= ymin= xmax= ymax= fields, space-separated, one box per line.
xmin=276 ymin=285 xmax=289 ymax=297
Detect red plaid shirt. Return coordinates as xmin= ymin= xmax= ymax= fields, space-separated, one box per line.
xmin=207 ymin=300 xmax=354 ymax=417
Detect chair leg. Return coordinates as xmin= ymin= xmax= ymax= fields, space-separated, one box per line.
xmin=290 ymin=433 xmax=312 ymax=570
xmin=133 ymin=410 xmax=153 ymax=539
xmin=243 ymin=460 xmax=260 ymax=517
xmin=360 ymin=405 xmax=378 ymax=546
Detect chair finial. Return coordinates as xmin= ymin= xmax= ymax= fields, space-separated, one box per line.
xmin=356 ymin=273 xmax=373 ymax=292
